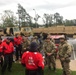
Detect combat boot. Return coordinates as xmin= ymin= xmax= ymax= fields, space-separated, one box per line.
xmin=48 ymin=66 xmax=51 ymax=70
xmin=1 ymin=71 xmax=4 ymax=75
xmin=53 ymin=67 xmax=56 ymax=72
xmin=62 ymin=71 xmax=66 ymax=75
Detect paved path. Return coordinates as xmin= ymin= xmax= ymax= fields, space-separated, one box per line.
xmin=56 ymin=60 xmax=76 ymax=71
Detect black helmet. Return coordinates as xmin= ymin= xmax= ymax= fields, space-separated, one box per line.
xmin=30 ymin=42 xmax=38 ymax=52
xmin=30 ymin=42 xmax=38 ymax=48
xmin=7 ymin=38 xmax=10 ymax=40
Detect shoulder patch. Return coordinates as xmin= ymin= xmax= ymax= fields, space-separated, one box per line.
xmin=26 ymin=51 xmax=29 ymax=53
xmin=34 ymin=52 xmax=37 ymax=54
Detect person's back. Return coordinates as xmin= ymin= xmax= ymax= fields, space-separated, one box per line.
xmin=22 ymin=51 xmax=44 ymax=70
xmin=21 ymin=42 xmax=44 ymax=75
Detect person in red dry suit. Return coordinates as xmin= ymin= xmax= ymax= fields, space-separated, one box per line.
xmin=1 ymin=38 xmax=14 ymax=75
xmin=0 ymin=38 xmax=3 ymax=67
xmin=21 ymin=42 xmax=44 ymax=75
xmin=14 ymin=34 xmax=22 ymax=61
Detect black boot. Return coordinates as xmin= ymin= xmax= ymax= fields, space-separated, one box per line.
xmin=8 ymin=68 xmax=12 ymax=72
xmin=62 ymin=71 xmax=66 ymax=75
xmin=53 ymin=67 xmax=56 ymax=72
xmin=1 ymin=57 xmax=3 ymax=67
xmin=1 ymin=73 xmax=4 ymax=75
xmin=1 ymin=70 xmax=4 ymax=75
xmin=48 ymin=66 xmax=51 ymax=70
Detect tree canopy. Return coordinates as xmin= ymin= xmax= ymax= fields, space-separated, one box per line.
xmin=0 ymin=4 xmax=76 ymax=28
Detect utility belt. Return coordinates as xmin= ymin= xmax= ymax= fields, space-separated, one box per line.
xmin=45 ymin=53 xmax=54 ymax=57
xmin=59 ymin=54 xmax=71 ymax=58
xmin=59 ymin=55 xmax=63 ymax=58
xmin=59 ymin=55 xmax=70 ymax=62
xmin=4 ymin=52 xmax=13 ymax=55
xmin=26 ymin=69 xmax=38 ymax=72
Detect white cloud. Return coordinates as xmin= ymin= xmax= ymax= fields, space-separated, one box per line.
xmin=54 ymin=5 xmax=76 ymax=20
xmin=0 ymin=0 xmax=76 ymax=24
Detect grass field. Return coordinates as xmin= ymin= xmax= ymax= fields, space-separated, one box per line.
xmin=0 ymin=63 xmax=76 ymax=75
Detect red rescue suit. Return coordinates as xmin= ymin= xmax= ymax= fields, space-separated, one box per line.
xmin=18 ymin=36 xmax=23 ymax=43
xmin=1 ymin=41 xmax=14 ymax=74
xmin=0 ymin=42 xmax=3 ymax=53
xmin=14 ymin=37 xmax=22 ymax=46
xmin=21 ymin=51 xmax=44 ymax=70
xmin=2 ymin=42 xmax=14 ymax=54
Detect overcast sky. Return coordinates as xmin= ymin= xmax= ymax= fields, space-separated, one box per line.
xmin=0 ymin=0 xmax=76 ymax=24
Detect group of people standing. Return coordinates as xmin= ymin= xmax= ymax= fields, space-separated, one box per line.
xmin=0 ymin=33 xmax=72 ymax=75
xmin=43 ymin=36 xmax=72 ymax=75
xmin=0 ymin=34 xmax=24 ymax=75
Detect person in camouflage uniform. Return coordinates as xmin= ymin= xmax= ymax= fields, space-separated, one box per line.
xmin=51 ymin=38 xmax=57 ymax=59
xmin=43 ymin=37 xmax=56 ymax=71
xmin=31 ymin=36 xmax=40 ymax=44
xmin=22 ymin=36 xmax=30 ymax=53
xmin=58 ymin=37 xmax=72 ymax=75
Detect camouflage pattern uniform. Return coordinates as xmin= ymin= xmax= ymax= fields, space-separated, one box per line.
xmin=22 ymin=39 xmax=30 ymax=53
xmin=58 ymin=41 xmax=72 ymax=75
xmin=51 ymin=38 xmax=57 ymax=59
xmin=31 ymin=36 xmax=40 ymax=44
xmin=43 ymin=40 xmax=56 ymax=71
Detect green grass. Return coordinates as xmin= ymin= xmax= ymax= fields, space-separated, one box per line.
xmin=0 ymin=63 xmax=76 ymax=75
